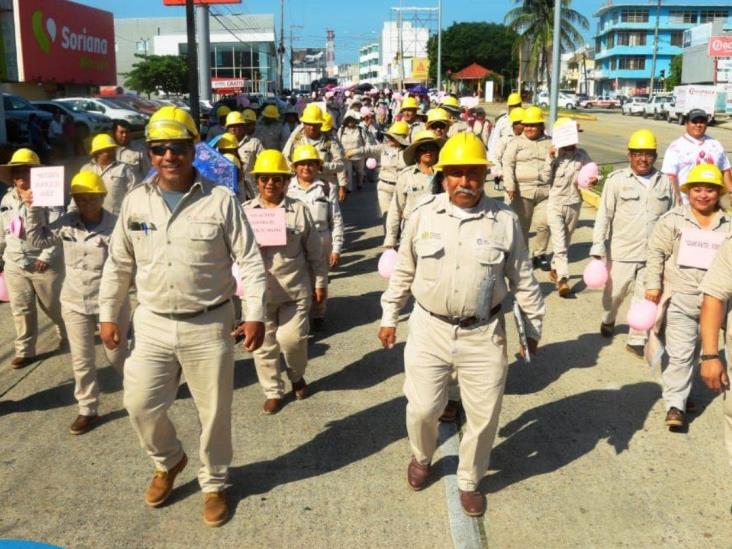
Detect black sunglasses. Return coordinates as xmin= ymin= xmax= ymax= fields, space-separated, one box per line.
xmin=149 ymin=143 xmax=191 ymax=156
xmin=257 ymin=175 xmax=285 ymax=184
xmin=430 ymin=122 xmax=447 ymax=130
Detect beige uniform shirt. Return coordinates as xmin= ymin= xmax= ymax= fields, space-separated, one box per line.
xmin=243 ymin=196 xmax=327 ymax=304
xmin=384 ymin=166 xmax=434 ymax=247
xmin=358 ymin=143 xmax=405 ymax=184
xmin=25 ymin=208 xmax=117 ymax=315
xmin=646 ymin=206 xmax=731 ymax=295
xmin=338 ymin=126 xmax=366 ymax=159
xmin=502 ymin=134 xmax=552 ymax=199
xmin=255 ymin=121 xmax=289 ymax=150
xmin=381 ymin=193 xmax=545 ymax=339
xmin=116 ymin=141 xmax=150 ymax=181
xmin=0 ymin=188 xmax=61 ymax=268
xmin=407 ymin=121 xmax=426 ymax=144
xmin=286 ymin=177 xmax=344 ymax=254
xmin=237 ymin=135 xmax=264 ymax=202
xmin=490 ymin=134 xmax=516 ymax=175
xmin=700 ymin=237 xmax=732 ymax=301
xmin=99 ymin=171 xmax=266 ymax=323
xmin=590 ymin=167 xmax=675 ymax=261
xmin=283 ymin=129 xmax=346 ymax=188
xmin=543 ymin=147 xmax=592 ymax=206
xmin=487 ymin=113 xmax=511 ymax=163
xmin=447 ymin=119 xmax=471 ymax=137
xmin=81 ymin=160 xmax=138 ymax=215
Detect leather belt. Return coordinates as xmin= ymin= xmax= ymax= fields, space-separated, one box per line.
xmin=153 ymin=299 xmax=229 ymax=321
xmin=379 ymin=179 xmax=396 ymax=186
xmin=421 ymin=303 xmax=502 ymax=328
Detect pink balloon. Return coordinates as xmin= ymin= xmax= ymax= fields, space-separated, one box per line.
xmin=366 ymin=158 xmax=378 ymax=170
xmin=578 ymin=162 xmax=599 ymax=189
xmin=583 ymin=258 xmax=608 ymax=289
xmin=378 ymin=249 xmax=398 ymax=279
xmin=9 ymin=216 xmax=23 ymax=238
xmin=0 ymin=272 xmax=8 ymax=302
xmin=627 ymin=299 xmax=658 ymax=332
xmin=231 ymin=264 xmax=245 ymax=298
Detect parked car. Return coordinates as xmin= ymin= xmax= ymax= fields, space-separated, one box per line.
xmin=535 ymin=91 xmax=578 ymax=109
xmin=55 ymin=97 xmax=148 ymax=130
xmin=580 ymin=96 xmax=620 ymax=109
xmin=3 ymin=93 xmax=53 ymax=144
xmin=103 ymin=94 xmax=159 ymax=116
xmin=621 ymin=96 xmax=649 ymax=116
xmin=642 ymin=95 xmax=674 ymax=120
xmin=32 ymin=100 xmax=111 ymax=139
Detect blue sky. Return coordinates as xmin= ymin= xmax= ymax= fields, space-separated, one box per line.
xmin=84 ymin=0 xmax=603 ymax=63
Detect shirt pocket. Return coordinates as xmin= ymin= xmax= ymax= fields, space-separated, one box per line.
xmin=617 ymin=189 xmax=642 ymax=215
xmin=415 ymin=239 xmax=444 ymax=282
xmin=649 ymin=191 xmax=672 ymax=217
xmin=311 ymin=199 xmax=330 ymax=228
xmin=284 ymin=225 xmax=303 ymax=259
xmin=474 ymin=244 xmax=505 ymax=319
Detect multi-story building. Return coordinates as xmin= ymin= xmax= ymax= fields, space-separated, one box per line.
xmin=359 ymin=43 xmax=381 ymax=84
xmin=563 ymin=47 xmax=597 ymax=96
xmin=593 ymin=1 xmax=731 ymax=96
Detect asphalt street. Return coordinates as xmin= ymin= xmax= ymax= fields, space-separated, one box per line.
xmin=1 ymin=116 xmax=732 ymax=548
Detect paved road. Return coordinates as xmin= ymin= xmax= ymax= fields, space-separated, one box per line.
xmin=2 ymin=119 xmax=732 ymax=547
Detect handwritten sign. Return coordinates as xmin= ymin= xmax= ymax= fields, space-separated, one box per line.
xmin=552 ymin=120 xmax=579 ymax=148
xmin=244 ymin=207 xmax=287 ymax=247
xmin=676 ymin=227 xmax=726 ymax=270
xmin=31 ymin=166 xmax=65 ymax=207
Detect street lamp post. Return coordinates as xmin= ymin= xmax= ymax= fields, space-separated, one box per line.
xmin=548 ymin=0 xmax=562 ymax=127
xmin=437 ymin=0 xmax=442 ymax=92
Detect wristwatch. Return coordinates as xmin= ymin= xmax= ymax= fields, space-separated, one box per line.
xmin=700 ymin=354 xmax=720 ymax=361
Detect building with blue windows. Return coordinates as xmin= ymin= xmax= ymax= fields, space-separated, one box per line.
xmin=593 ymin=1 xmax=731 ymax=96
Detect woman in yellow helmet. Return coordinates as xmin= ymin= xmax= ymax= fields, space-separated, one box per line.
xmin=645 ymin=164 xmax=730 ymax=430
xmin=81 ymin=133 xmax=138 ymax=215
xmin=21 ymin=170 xmax=130 ymax=435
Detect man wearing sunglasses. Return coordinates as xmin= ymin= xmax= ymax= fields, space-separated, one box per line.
xmin=98 ymin=106 xmax=266 ymax=528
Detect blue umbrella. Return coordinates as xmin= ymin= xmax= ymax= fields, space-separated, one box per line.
xmin=410 ymin=85 xmax=429 ymax=94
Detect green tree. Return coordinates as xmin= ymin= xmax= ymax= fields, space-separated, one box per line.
xmin=665 ymin=54 xmax=682 ymax=90
xmin=504 ymin=0 xmax=589 ymax=93
xmin=123 ymin=54 xmax=189 ymax=97
xmin=427 ymin=22 xmax=518 ymax=90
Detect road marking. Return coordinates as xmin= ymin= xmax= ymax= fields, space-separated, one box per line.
xmin=436 ymin=421 xmax=485 ymax=549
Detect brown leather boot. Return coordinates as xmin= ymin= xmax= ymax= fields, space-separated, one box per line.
xmin=10 ymin=356 xmax=35 ymax=369
xmin=262 ymin=398 xmax=282 ymax=414
xmin=203 ymin=491 xmax=229 ymax=527
xmin=292 ymin=378 xmax=308 ymax=400
xmin=557 ymin=278 xmax=571 ymax=298
xmin=459 ymin=489 xmax=486 ymax=516
xmin=144 ymin=453 xmax=188 ymax=507
xmin=69 ymin=414 xmax=99 ymax=435
xmin=438 ymin=400 xmax=460 ymax=423
xmin=407 ymin=457 xmax=430 ymax=491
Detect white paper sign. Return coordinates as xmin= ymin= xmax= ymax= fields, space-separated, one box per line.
xmin=676 ymin=227 xmax=726 ymax=270
xmin=552 ymin=120 xmax=579 ymax=148
xmin=460 ymin=96 xmax=480 ymax=109
xmin=31 ymin=166 xmax=65 ymax=207
xmin=244 ymin=207 xmax=287 ymax=247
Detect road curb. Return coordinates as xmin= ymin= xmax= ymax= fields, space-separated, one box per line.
xmin=581 ymin=188 xmax=601 ymax=208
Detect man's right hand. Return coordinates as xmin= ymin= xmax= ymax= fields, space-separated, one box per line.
xmin=378 ymin=327 xmax=397 ymax=349
xmin=506 ymin=190 xmax=516 ymax=201
xmin=700 ymin=357 xmax=729 ymax=392
xmin=100 ymin=322 xmax=121 ymax=350
xmin=338 ymin=186 xmax=347 ymax=203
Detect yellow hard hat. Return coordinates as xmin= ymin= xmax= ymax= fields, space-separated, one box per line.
xmin=223 ymin=153 xmax=241 ymax=171
xmin=251 ymin=149 xmax=291 ymax=175
xmin=403 ymin=130 xmax=445 ymax=165
xmin=507 ymin=92 xmax=522 ymax=107
xmin=216 ymin=105 xmax=231 ymax=118
xmin=682 ymin=163 xmax=725 ymax=194
xmin=508 ymin=107 xmax=525 ymax=123
xmin=225 ymin=111 xmax=246 ymax=127
xmin=627 ymin=128 xmax=657 ymax=151
xmin=521 ymin=106 xmax=544 ymax=125
xmin=292 ymin=144 xmax=322 ymax=165
xmin=321 ymin=112 xmax=334 ymax=132
xmin=90 ymin=133 xmax=118 ymax=155
xmin=387 ymin=120 xmax=409 ymax=136
xmin=300 ymin=103 xmax=324 ymax=126
xmin=242 ymin=109 xmax=258 ymax=123
xmin=146 ymin=106 xmax=199 ymax=142
xmin=435 ymin=132 xmax=490 ymax=169
xmin=426 ymin=108 xmax=451 ymax=127
xmin=400 ymin=96 xmax=419 ymax=111
xmin=440 ymin=96 xmax=460 ymax=109
xmin=217 ymin=132 xmax=239 ymax=151
xmin=5 ymin=148 xmax=41 ymax=166
xmin=262 ymin=104 xmax=280 ymax=119
xmin=71 ymin=171 xmax=107 ymax=195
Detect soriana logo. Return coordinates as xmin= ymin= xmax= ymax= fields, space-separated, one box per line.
xmin=708 ymin=36 xmax=732 ymax=58
xmin=16 ymin=0 xmax=116 ymax=84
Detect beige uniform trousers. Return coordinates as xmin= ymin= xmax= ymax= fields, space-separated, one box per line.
xmin=253 ymin=298 xmax=310 ymax=399
xmin=510 ymin=194 xmax=550 ymax=257
xmin=602 ymin=260 xmax=648 ymax=346
xmin=548 ymin=202 xmax=582 ymax=279
xmin=662 ymin=292 xmax=701 ymax=411
xmin=405 ymin=304 xmax=508 ymax=491
xmin=4 ymin=262 xmax=65 ymax=357
xmin=377 ymin=181 xmax=397 ymax=218
xmin=311 ymin=232 xmax=332 ymax=320
xmin=123 ymin=302 xmax=236 ymax=492
xmin=63 ymin=301 xmax=131 ymax=416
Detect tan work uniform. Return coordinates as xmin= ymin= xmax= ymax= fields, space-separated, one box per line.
xmin=384 ymin=166 xmax=434 ymax=248
xmin=255 ymin=120 xmax=289 ymax=151
xmin=591 ymin=167 xmax=675 ymax=345
xmin=381 ymin=193 xmax=544 ymax=491
xmin=542 ymin=147 xmax=592 ymax=279
xmin=99 ymin=171 xmax=266 ymax=492
xmin=489 ymin=134 xmax=516 ymax=177
xmin=236 ymin=135 xmax=264 ymax=202
xmin=243 ymin=196 xmax=327 ymax=398
xmin=0 ymin=188 xmax=65 ymax=357
xmin=447 ymin=119 xmax=471 ymax=137
xmin=25 ymin=207 xmax=130 ymax=416
xmin=287 ymin=177 xmax=344 ymax=320
xmin=699 ymin=239 xmax=732 ymax=466
xmin=407 ymin=121 xmax=426 ymax=144
xmin=283 ymin=129 xmax=347 ymax=189
xmin=487 ymin=113 xmax=511 ymax=164
xmin=502 ymin=134 xmax=552 ymax=257
xmin=117 ymin=141 xmax=151 ymax=181
xmin=646 ymin=206 xmax=731 ymax=411
xmin=81 ymin=160 xmax=138 ymax=215
xmin=355 ymin=142 xmax=406 ymax=217
xmin=338 ymin=126 xmax=367 ymax=191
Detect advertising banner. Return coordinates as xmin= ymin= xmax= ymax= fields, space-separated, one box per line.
xmin=15 ymin=0 xmax=116 ymax=84
xmin=708 ymin=36 xmax=732 ymax=58
xmin=411 ymin=58 xmax=429 ymax=80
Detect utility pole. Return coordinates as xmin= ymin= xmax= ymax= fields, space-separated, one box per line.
xmin=289 ymin=24 xmax=303 ymax=92
xmin=185 ymin=0 xmax=199 ymax=132
xmin=648 ymin=0 xmax=661 ymax=94
xmin=277 ymin=0 xmax=286 ymax=94
xmin=437 ymin=0 xmax=442 ymax=91
xmin=196 ymin=4 xmax=211 ymax=102
xmin=548 ymin=0 xmax=561 ymax=128
xmin=397 ymin=0 xmax=404 ymax=91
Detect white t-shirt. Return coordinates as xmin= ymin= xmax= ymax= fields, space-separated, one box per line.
xmin=662 ymin=133 xmax=730 ymax=204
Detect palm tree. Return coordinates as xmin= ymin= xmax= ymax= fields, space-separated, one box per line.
xmin=504 ymin=0 xmax=589 ymax=94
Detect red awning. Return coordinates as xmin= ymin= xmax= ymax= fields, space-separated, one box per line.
xmin=450 ymin=63 xmax=492 ymax=80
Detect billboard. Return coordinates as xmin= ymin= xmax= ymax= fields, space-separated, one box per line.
xmin=14 ymin=0 xmax=116 ymax=84
xmin=292 ymin=48 xmax=326 ymax=68
xmin=411 ymin=57 xmax=429 ymax=80
xmin=709 ymin=36 xmax=732 ymax=58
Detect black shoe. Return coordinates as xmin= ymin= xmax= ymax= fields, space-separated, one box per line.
xmin=312 ymin=318 xmax=325 ymax=332
xmin=538 ymin=255 xmax=551 ymax=272
xmin=532 ymin=256 xmax=541 ymax=269
xmin=625 ymin=344 xmax=644 ymax=358
xmin=665 ymin=407 xmax=684 ymax=428
xmin=600 ymin=322 xmax=614 ymax=338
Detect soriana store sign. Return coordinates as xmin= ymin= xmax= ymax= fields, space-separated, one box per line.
xmin=708 ymin=36 xmax=732 ymax=58
xmin=14 ymin=0 xmax=116 ymax=84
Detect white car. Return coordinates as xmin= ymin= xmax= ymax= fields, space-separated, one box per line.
xmin=621 ymin=96 xmax=648 ymax=116
xmin=55 ymin=97 xmax=148 ymax=130
xmin=642 ymin=95 xmax=673 ymax=119
xmin=32 ymin=100 xmax=111 ymax=139
xmin=536 ymin=92 xmax=577 ymax=110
